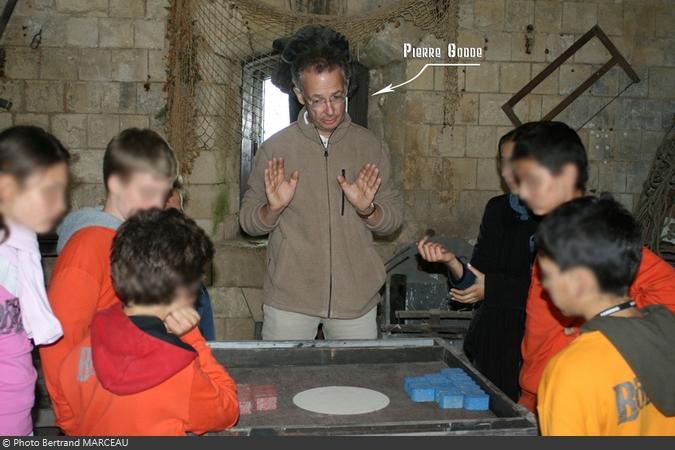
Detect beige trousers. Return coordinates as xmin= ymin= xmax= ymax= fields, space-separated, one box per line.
xmin=262 ymin=304 xmax=378 ymax=340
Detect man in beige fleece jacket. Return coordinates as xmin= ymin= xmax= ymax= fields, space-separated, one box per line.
xmin=239 ymin=26 xmax=402 ymax=340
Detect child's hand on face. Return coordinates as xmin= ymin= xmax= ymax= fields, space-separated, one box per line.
xmin=164 ymin=307 xmax=201 ymax=336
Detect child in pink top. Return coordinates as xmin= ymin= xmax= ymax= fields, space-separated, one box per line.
xmin=0 ymin=126 xmax=70 ymax=435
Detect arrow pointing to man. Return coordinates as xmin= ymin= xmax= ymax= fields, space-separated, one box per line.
xmin=371 ymin=63 xmax=481 ymax=96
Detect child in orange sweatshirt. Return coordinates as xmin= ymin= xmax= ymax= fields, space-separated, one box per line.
xmin=510 ymin=122 xmax=675 ymax=412
xmin=55 ymin=208 xmax=239 ymax=435
xmin=536 ymin=195 xmax=674 ymax=435
xmin=39 ymin=128 xmax=178 ymax=424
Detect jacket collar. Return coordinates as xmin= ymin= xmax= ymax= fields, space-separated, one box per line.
xmin=295 ymin=107 xmax=353 ymax=147
xmin=90 ymin=304 xmax=197 ymax=395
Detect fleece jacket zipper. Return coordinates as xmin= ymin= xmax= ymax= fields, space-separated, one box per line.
xmin=315 ymin=124 xmax=338 ymax=318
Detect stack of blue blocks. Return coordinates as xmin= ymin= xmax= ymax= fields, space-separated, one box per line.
xmin=404 ymin=368 xmax=490 ymax=411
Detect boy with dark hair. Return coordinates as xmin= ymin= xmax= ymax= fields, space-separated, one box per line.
xmin=536 ymin=195 xmax=675 ymax=435
xmin=511 ymin=121 xmax=675 ymax=412
xmin=40 ymin=128 xmax=179 ymax=425
xmin=55 ymin=208 xmax=239 ymax=435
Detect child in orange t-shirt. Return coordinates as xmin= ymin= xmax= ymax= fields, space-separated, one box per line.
xmin=535 ymin=196 xmax=675 ymax=435
xmin=39 ymin=128 xmax=178 ymax=425
xmin=56 ymin=208 xmax=239 ymax=435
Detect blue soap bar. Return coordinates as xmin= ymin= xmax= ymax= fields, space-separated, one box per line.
xmin=464 ymin=392 xmax=490 ymax=411
xmin=424 ymin=374 xmax=448 ymax=384
xmin=441 ymin=368 xmax=466 ymax=376
xmin=409 ymin=383 xmax=436 ymax=402
xmin=404 ymin=376 xmax=426 ymax=393
xmin=436 ymin=389 xmax=464 ymax=409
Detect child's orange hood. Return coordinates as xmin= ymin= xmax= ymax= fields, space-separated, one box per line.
xmin=90 ymin=304 xmax=197 ymax=395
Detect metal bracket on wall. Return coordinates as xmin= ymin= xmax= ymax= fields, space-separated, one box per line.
xmin=501 ymin=25 xmax=640 ymax=129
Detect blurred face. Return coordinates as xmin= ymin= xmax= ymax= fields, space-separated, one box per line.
xmin=108 ymin=171 xmax=173 ymax=220
xmin=538 ymin=257 xmax=581 ymax=317
xmin=539 ymin=256 xmax=602 ymax=318
xmin=499 ymin=141 xmax=517 ymax=193
xmin=294 ymin=66 xmax=347 ymax=136
xmin=0 ymin=162 xmax=69 ymax=233
xmin=513 ymin=158 xmax=578 ymax=216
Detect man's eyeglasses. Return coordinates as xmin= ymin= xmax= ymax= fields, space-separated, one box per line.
xmin=305 ymin=93 xmax=347 ymax=111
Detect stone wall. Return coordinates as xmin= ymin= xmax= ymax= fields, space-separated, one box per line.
xmin=360 ymin=0 xmax=674 ymax=242
xmin=0 ymin=0 xmax=171 ymax=214
xmin=3 ymin=0 xmax=673 ymax=340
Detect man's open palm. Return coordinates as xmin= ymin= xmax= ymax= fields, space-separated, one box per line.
xmin=264 ymin=157 xmax=299 ymax=212
xmin=337 ymin=163 xmax=382 ymax=212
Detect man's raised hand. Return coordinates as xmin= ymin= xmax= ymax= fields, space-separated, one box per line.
xmin=337 ymin=163 xmax=382 ymax=213
xmin=264 ymin=157 xmax=299 ymax=212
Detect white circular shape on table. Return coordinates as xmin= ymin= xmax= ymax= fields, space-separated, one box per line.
xmin=292 ymin=386 xmax=390 ymax=415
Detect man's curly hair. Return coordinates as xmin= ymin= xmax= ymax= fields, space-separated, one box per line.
xmin=272 ymin=25 xmax=356 ymax=95
xmin=111 ymin=208 xmax=214 ymax=306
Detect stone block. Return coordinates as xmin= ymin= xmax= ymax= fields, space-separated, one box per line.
xmin=654 ymin=5 xmax=675 ymax=38
xmin=531 ymin=64 xmax=559 ymax=95
xmin=14 ymin=114 xmax=49 ymax=129
xmin=112 ymin=49 xmax=148 ymax=82
xmin=474 ymin=0 xmax=505 ymax=31
xmin=119 ymin=114 xmax=150 ymax=131
xmin=52 ymin=114 xmax=87 ymax=148
xmin=405 ymin=60 xmax=434 ymax=91
xmin=56 ymin=0 xmax=107 ymax=15
xmin=457 ymin=190 xmax=500 ymax=238
xmin=466 ymin=125 xmax=498 ymax=158
xmin=559 ymin=64 xmax=594 ymax=95
xmin=626 ymin=161 xmax=651 ymax=195
xmin=598 ymin=2 xmax=624 ymax=36
xmin=442 ymin=158 xmax=477 ymax=191
xmin=0 ymin=80 xmax=25 ymax=111
xmin=242 ymin=287 xmax=264 ymax=322
xmin=119 ymin=82 xmax=138 ymax=113
xmin=66 ymin=17 xmax=98 ymax=47
xmin=562 ymin=2 xmax=597 ymax=34
xmin=465 ymin=62 xmax=499 ymax=92
xmin=437 ymin=125 xmax=466 ymax=157
xmin=649 ymin=67 xmax=675 ymax=99
xmin=40 ymin=48 xmax=78 ymax=80
xmin=454 ymin=93 xmax=479 ymax=124
xmin=110 ymin=0 xmax=146 ymax=17
xmin=148 ymin=50 xmax=168 ymax=82
xmin=99 ymin=18 xmax=134 ymax=48
xmin=478 ymin=93 xmax=512 ymax=126
xmin=574 ymin=37 xmax=611 ymax=65
xmin=69 ymin=149 xmax=104 ymax=184
xmin=78 ymin=49 xmax=112 ymax=81
xmin=212 ymin=240 xmax=267 ymax=288
xmin=617 ymin=99 xmax=661 ymax=131
xmin=590 ymin=65 xmax=619 ymax=97
xmin=0 ymin=113 xmax=12 ymax=130
xmin=534 ymin=1 xmax=561 ymax=33
xmin=405 ymin=91 xmax=445 ymax=125
xmin=210 ymin=287 xmax=252 ymax=318
xmin=614 ymin=129 xmax=642 ymax=161
xmin=213 ymin=317 xmax=256 ymax=340
xmin=588 ymin=129 xmax=613 ymax=161
xmin=88 ymin=114 xmax=120 ymax=148
xmin=640 ymin=130 xmax=665 ymax=162
xmin=598 ymin=161 xmax=627 ymax=193
xmin=147 ymin=0 xmax=170 ymax=19
xmin=482 ymin=31 xmax=512 ymax=62
xmin=5 ymin=48 xmax=39 ymax=79
xmin=476 ymin=158 xmax=501 ymax=191
xmin=504 ymin=0 xmax=534 ymax=32
xmin=136 ymin=82 xmax=166 ymax=115
xmin=134 ymin=19 xmax=166 ymax=49
xmin=66 ymin=82 xmax=122 ymax=114
xmin=405 ymin=124 xmax=430 ymax=157
xmin=69 ymin=182 xmax=106 ymax=209
xmin=499 ymin=62 xmax=531 ymax=93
